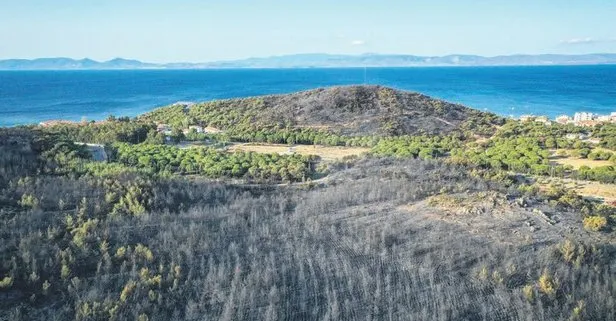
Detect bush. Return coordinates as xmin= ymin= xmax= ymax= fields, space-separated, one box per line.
xmin=559 ymin=239 xmax=576 ymax=263
xmin=19 ymin=194 xmax=39 ymax=209
xmin=0 ymin=276 xmax=13 ymax=289
xmin=120 ymin=280 xmax=137 ymax=302
xmin=538 ymin=270 xmax=557 ymax=296
xmin=583 ymin=216 xmax=608 ymax=232
xmin=522 ymin=284 xmax=535 ymax=302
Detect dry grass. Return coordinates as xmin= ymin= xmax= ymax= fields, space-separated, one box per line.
xmin=577 ymin=182 xmax=616 ymax=203
xmin=537 ymin=177 xmax=616 ymax=203
xmin=550 ymin=157 xmax=613 ymax=169
xmin=591 ymin=147 xmax=614 ymax=153
xmin=203 ymin=126 xmax=223 ymax=133
xmin=549 ymin=150 xmax=613 ymax=169
xmin=228 ymin=143 xmax=370 ymax=161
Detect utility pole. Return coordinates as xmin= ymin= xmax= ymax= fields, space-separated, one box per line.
xmin=363 ymin=66 xmax=367 ymax=84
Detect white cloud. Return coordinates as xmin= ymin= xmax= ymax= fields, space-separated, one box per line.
xmin=560 ymin=37 xmax=616 ymax=45
xmin=351 ymin=40 xmax=366 ymax=46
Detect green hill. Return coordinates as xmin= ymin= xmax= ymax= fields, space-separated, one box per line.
xmin=140 ymin=85 xmax=502 ymax=136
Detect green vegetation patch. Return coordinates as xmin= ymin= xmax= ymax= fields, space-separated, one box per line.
xmin=114 ymin=143 xmax=316 ymax=183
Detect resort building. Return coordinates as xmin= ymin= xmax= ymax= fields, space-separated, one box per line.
xmin=597 ymin=115 xmax=611 ymax=122
xmin=576 ymin=120 xmax=600 ymax=127
xmin=534 ymin=116 xmax=551 ymax=125
xmin=555 ymin=115 xmax=572 ymax=124
xmin=573 ymin=112 xmax=594 ymax=122
xmin=183 ymin=125 xmax=205 ymax=135
xmin=519 ymin=115 xmax=534 ymax=122
xmin=156 ymin=124 xmax=173 ymax=135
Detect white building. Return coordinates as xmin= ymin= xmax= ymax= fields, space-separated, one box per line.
xmin=519 ymin=115 xmax=534 ymax=122
xmin=189 ymin=125 xmax=204 ymax=133
xmin=183 ymin=125 xmax=204 ymax=135
xmin=566 ymin=133 xmax=590 ymax=140
xmin=597 ymin=115 xmax=611 ymax=122
xmin=156 ymin=124 xmax=173 ymax=135
xmin=573 ymin=112 xmax=594 ymax=122
xmin=555 ymin=115 xmax=571 ymax=124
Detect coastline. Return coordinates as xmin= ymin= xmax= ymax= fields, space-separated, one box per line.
xmin=2 ymin=66 xmax=615 ymax=127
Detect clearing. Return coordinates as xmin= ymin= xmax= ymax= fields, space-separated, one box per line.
xmin=549 ymin=150 xmax=613 ymax=169
xmin=577 ymin=181 xmax=616 ymax=203
xmin=228 ymin=143 xmax=369 ymax=161
xmin=537 ymin=177 xmax=616 ymax=203
xmin=550 ymin=157 xmax=613 ymax=169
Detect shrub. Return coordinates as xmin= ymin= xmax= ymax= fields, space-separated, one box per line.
xmin=61 ymin=264 xmax=71 ymax=280
xmin=0 ymin=276 xmax=13 ymax=289
xmin=42 ymin=280 xmax=51 ymax=295
xmin=538 ymin=270 xmax=557 ymax=296
xmin=570 ymin=300 xmax=585 ymax=321
xmin=120 ymin=280 xmax=137 ymax=302
xmin=19 ymin=194 xmax=39 ymax=209
xmin=583 ymin=216 xmax=608 ymax=232
xmin=559 ymin=239 xmax=577 ymax=263
xmin=134 ymin=244 xmax=154 ymax=262
xmin=476 ymin=265 xmax=489 ymax=281
xmin=492 ymin=271 xmax=504 ymax=285
xmin=522 ymin=284 xmax=535 ymax=302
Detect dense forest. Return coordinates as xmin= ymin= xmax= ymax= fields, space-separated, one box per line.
xmin=1 ymin=86 xmax=615 ymax=320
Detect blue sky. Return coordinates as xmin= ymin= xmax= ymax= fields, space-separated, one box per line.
xmin=1 ymin=0 xmax=615 ymax=62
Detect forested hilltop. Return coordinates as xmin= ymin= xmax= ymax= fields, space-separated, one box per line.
xmin=1 ymin=86 xmax=615 ymax=320
xmin=140 ymin=85 xmax=503 ymax=137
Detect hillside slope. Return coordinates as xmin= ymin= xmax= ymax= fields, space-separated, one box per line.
xmin=141 ymin=85 xmax=500 ymax=136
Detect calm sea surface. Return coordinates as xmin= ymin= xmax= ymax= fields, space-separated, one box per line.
xmin=1 ymin=66 xmax=615 ymax=127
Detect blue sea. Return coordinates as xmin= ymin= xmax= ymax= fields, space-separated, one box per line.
xmin=1 ymin=66 xmax=615 ymax=127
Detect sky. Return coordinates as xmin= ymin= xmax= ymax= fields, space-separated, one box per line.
xmin=1 ymin=0 xmax=615 ymax=62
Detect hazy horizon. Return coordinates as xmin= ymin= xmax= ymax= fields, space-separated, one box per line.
xmin=2 ymin=0 xmax=616 ymax=63
xmin=3 ymin=52 xmax=616 ymax=65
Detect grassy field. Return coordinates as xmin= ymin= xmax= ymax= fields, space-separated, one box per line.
xmin=538 ymin=177 xmax=616 ymax=203
xmin=549 ymin=150 xmax=613 ymax=169
xmin=577 ymin=181 xmax=616 ymax=203
xmin=550 ymin=157 xmax=614 ymax=169
xmin=228 ymin=143 xmax=370 ymax=161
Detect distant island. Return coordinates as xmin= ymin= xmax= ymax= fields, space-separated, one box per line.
xmin=2 ymin=53 xmax=616 ymax=70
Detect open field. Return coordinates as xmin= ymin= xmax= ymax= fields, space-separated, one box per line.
xmin=537 ymin=177 xmax=616 ymax=203
xmin=549 ymin=149 xmax=614 ymax=169
xmin=591 ymin=147 xmax=615 ymax=153
xmin=203 ymin=126 xmax=224 ymax=133
xmin=550 ymin=157 xmax=613 ymax=169
xmin=577 ymin=181 xmax=616 ymax=203
xmin=228 ymin=143 xmax=370 ymax=161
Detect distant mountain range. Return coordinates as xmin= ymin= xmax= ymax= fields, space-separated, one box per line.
xmin=2 ymin=53 xmax=616 ymax=70
xmin=0 ymin=58 xmax=159 ymax=70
